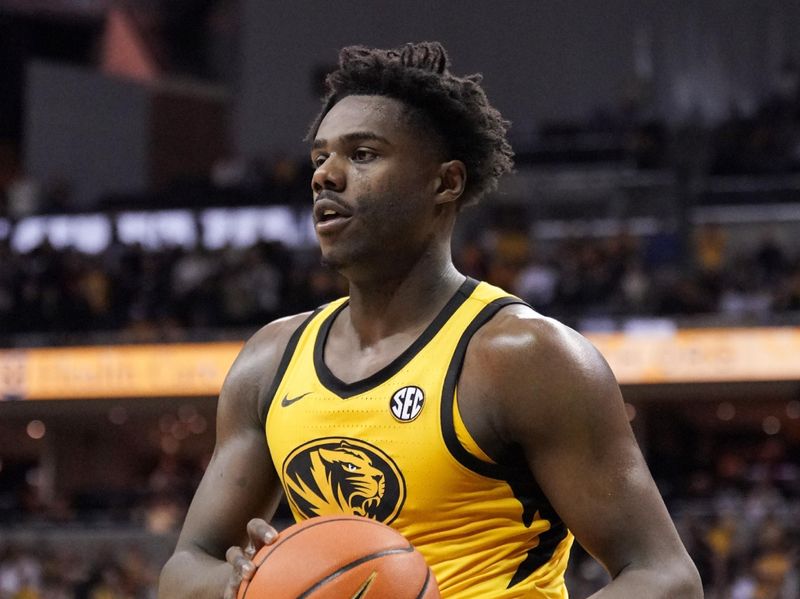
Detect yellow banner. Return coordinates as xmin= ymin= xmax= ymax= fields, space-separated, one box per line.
xmin=0 ymin=342 xmax=242 ymax=400
xmin=1 ymin=328 xmax=799 ymax=400
xmin=589 ymin=327 xmax=800 ymax=384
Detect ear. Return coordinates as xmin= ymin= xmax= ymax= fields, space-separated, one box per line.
xmin=434 ymin=160 xmax=466 ymax=205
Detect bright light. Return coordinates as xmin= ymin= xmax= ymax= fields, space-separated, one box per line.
xmin=27 ymin=420 xmax=46 ymax=439
xmin=118 ymin=210 xmax=196 ymax=249
xmin=7 ymin=206 xmax=314 ymax=253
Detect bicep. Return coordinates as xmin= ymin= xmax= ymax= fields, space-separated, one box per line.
xmin=522 ymin=375 xmax=672 ymax=576
xmin=491 ymin=322 xmax=685 ymax=576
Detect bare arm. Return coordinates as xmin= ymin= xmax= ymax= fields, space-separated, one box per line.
xmin=460 ymin=307 xmax=702 ymax=598
xmin=158 ymin=314 xmax=309 ymax=599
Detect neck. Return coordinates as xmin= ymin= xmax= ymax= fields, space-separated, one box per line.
xmin=344 ymin=248 xmax=464 ymax=348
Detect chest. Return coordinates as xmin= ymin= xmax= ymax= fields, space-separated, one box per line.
xmin=322 ymin=326 xmax=426 ymax=384
xmin=265 ymin=286 xmax=523 ymax=525
xmin=267 ymin=362 xmax=458 ymax=527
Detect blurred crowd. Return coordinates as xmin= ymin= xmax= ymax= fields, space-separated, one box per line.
xmin=1 ymin=435 xmax=797 ymax=598
xmin=0 ymin=235 xmax=345 ymax=345
xmin=520 ymin=56 xmax=800 ymax=176
xmin=2 ymin=218 xmax=798 ymax=597
xmin=460 ymin=223 xmax=800 ymax=328
xmin=674 ymin=437 xmax=800 ymax=599
xmin=2 ymin=7 xmax=800 ymax=599
xmin=0 ymin=452 xmax=209 ymax=598
xmin=0 ymin=454 xmax=190 ymax=599
xmin=1 ymin=220 xmax=799 ymax=346
xmin=2 ymin=47 xmax=800 ymax=599
xmin=0 ymin=544 xmax=160 ymax=599
xmin=569 ymin=437 xmax=800 ymax=599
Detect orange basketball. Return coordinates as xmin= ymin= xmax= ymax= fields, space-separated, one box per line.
xmin=237 ymin=515 xmax=439 ymax=599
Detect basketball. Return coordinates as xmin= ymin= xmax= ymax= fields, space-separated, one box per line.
xmin=236 ymin=515 xmax=439 ymax=599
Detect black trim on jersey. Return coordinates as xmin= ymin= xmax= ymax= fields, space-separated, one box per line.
xmin=440 ymin=296 xmax=523 ymax=480
xmin=502 ymin=446 xmax=569 ymax=588
xmin=313 ymin=277 xmax=479 ymax=399
xmin=258 ymin=307 xmax=325 ymax=425
xmin=439 ymin=297 xmax=570 ymax=587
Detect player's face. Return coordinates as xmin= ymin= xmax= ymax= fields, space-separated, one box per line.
xmin=310 ymin=95 xmax=443 ymax=276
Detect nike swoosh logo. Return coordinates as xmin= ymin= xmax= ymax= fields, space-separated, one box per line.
xmin=350 ymin=572 xmax=377 ymax=598
xmin=281 ymin=392 xmax=313 ymax=407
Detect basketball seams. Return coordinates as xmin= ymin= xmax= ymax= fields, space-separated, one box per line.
xmin=244 ymin=517 xmax=414 ymax=598
xmin=240 ymin=516 xmax=432 ymax=598
xmin=253 ymin=516 xmax=401 ymax=568
xmin=296 ymin=546 xmax=415 ymax=598
xmin=414 ymin=568 xmax=433 ymax=599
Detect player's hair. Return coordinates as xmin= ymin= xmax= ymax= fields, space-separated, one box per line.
xmin=307 ymin=41 xmax=514 ymax=206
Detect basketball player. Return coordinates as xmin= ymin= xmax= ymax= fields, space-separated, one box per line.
xmin=159 ymin=42 xmax=702 ymax=598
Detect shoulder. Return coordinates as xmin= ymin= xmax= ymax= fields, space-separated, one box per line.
xmin=461 ymin=304 xmax=622 ymax=443
xmin=217 ymin=311 xmax=315 ymax=430
xmin=228 ymin=311 xmax=314 ymax=384
xmin=467 ymin=303 xmax=610 ymax=381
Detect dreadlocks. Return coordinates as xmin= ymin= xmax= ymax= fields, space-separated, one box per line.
xmin=308 ymin=41 xmax=514 ymax=206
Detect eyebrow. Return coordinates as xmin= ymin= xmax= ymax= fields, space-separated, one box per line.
xmin=312 ymin=131 xmax=392 ymax=150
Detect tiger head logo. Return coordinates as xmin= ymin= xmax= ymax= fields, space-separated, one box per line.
xmin=282 ymin=437 xmax=405 ymax=524
xmin=317 ymin=443 xmax=386 ymax=516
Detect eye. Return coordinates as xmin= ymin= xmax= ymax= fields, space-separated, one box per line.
xmin=312 ymin=154 xmax=328 ymax=168
xmin=343 ymin=462 xmax=358 ymax=472
xmin=352 ymin=148 xmax=376 ymax=163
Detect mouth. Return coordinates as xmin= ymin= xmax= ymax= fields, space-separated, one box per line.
xmin=313 ymin=197 xmax=353 ymax=233
xmin=351 ymin=495 xmax=381 ymax=516
xmin=318 ymin=209 xmax=343 ymax=223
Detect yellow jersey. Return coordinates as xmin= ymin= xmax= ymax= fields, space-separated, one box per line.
xmin=264 ymin=278 xmax=573 ymax=597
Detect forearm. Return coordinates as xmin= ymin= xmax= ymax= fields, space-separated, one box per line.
xmin=589 ymin=559 xmax=703 ymax=599
xmin=158 ymin=548 xmax=232 ymax=599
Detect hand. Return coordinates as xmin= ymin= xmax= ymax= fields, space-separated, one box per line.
xmin=223 ymin=518 xmax=279 ymax=599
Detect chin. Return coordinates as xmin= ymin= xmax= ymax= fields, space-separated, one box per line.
xmin=319 ymin=255 xmax=343 ymax=271
xmin=318 ymin=246 xmax=347 ymax=272
xmin=320 ymin=245 xmax=376 ymax=280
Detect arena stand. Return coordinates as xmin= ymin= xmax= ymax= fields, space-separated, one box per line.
xmin=1 ymin=4 xmax=800 ymax=598
xmin=2 ymin=164 xmax=799 ymax=597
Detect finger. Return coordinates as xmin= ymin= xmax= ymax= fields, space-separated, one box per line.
xmin=225 ymin=546 xmax=255 ymax=581
xmin=246 ymin=518 xmax=278 ymax=548
xmin=225 ymin=545 xmax=243 ymax=566
xmin=223 ymin=572 xmax=243 ymax=599
xmin=223 ymin=569 xmax=242 ymax=599
xmin=244 ymin=542 xmax=256 ymax=560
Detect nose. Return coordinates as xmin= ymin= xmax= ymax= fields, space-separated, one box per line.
xmin=311 ymin=155 xmax=345 ymax=195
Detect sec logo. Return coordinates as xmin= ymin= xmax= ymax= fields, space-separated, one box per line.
xmin=390 ymin=386 xmax=425 ymax=422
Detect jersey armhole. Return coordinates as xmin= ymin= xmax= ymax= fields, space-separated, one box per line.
xmin=258 ymin=306 xmax=325 ymax=426
xmin=440 ymin=296 xmax=526 ymax=479
xmin=453 ymin=388 xmax=496 ymax=465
